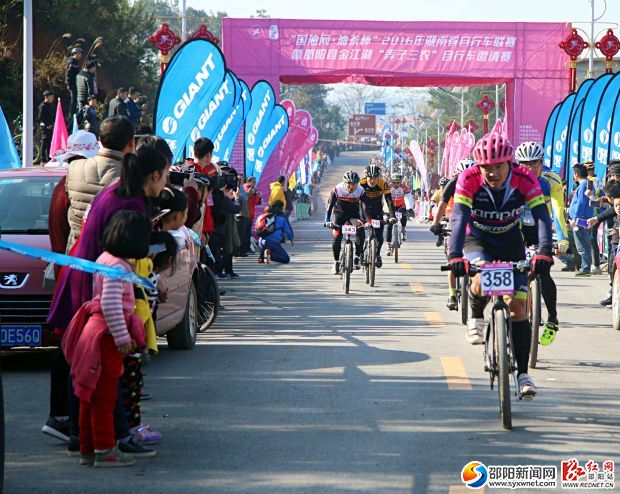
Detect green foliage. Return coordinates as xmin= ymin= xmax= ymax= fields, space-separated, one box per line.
xmin=281 ymin=84 xmax=346 ymax=141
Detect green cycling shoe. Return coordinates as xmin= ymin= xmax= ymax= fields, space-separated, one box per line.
xmin=539 ymin=321 xmax=558 ymax=346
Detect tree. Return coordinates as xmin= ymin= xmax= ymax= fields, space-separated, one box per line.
xmin=281 ymin=84 xmax=345 ymax=141
xmin=331 ymin=84 xmax=386 ymax=116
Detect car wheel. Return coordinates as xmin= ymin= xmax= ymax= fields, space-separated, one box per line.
xmin=166 ymin=282 xmax=198 ymax=350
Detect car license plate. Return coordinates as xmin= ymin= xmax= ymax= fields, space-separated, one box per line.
xmin=1 ymin=326 xmax=43 ymax=346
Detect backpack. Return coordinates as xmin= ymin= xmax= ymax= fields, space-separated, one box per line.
xmin=255 ymin=212 xmax=277 ymax=238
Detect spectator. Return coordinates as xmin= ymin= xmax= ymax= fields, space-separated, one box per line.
xmin=82 ymin=95 xmax=101 ymax=137
xmin=62 ymin=210 xmax=151 ymax=467
xmin=243 ymin=176 xmax=261 ymax=253
xmin=269 ymin=175 xmax=287 ymax=209
xmin=76 ymin=61 xmax=98 ymax=111
xmin=569 ymin=163 xmax=595 ymax=277
xmin=125 ymin=87 xmax=142 ymax=129
xmin=211 ymin=166 xmax=241 ymax=278
xmin=38 ymin=89 xmax=55 ymax=163
xmin=284 ymin=185 xmax=294 ymax=219
xmin=256 ymin=201 xmax=294 ymax=264
xmin=66 ymin=116 xmax=134 ymax=250
xmin=585 ymin=162 xmax=604 ymax=275
xmin=234 ymin=183 xmax=250 ymax=257
xmin=65 ymin=47 xmax=83 ymax=116
xmin=108 ymin=87 xmax=129 ymax=118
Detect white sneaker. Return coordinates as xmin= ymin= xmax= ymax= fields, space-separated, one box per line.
xmin=518 ymin=372 xmax=537 ymax=399
xmin=466 ymin=318 xmax=485 ymax=345
xmin=591 ymin=266 xmax=603 ymax=275
xmin=332 ymin=261 xmax=341 ymax=275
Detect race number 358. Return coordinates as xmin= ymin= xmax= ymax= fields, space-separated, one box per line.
xmin=480 ymin=263 xmax=514 ymax=296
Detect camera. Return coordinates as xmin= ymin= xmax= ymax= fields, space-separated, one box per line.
xmin=169 ymin=170 xmax=211 ymax=189
xmin=217 ymin=163 xmax=239 ymax=191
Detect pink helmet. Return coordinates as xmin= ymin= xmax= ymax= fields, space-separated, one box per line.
xmin=473 ymin=132 xmax=513 ymax=166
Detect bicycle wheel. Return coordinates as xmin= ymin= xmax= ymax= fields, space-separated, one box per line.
xmin=528 ymin=277 xmax=541 ymax=368
xmin=364 ymin=240 xmax=370 ymax=285
xmin=197 ymin=264 xmax=220 ymax=332
xmin=369 ymin=237 xmax=377 ymax=287
xmin=461 ymin=275 xmax=469 ymax=326
xmin=392 ymin=224 xmax=399 ymax=263
xmin=495 ymin=308 xmax=512 ymax=430
xmin=343 ymin=241 xmax=352 ymax=294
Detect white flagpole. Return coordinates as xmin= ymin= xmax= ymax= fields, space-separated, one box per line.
xmin=23 ymin=0 xmax=33 ymax=167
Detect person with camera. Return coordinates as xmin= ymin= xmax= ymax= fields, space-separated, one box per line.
xmin=212 ymin=165 xmax=242 ymax=278
xmin=81 ymin=95 xmax=101 ymax=137
xmin=38 ymin=89 xmax=55 ymax=163
xmin=65 ymin=47 xmax=83 ymax=116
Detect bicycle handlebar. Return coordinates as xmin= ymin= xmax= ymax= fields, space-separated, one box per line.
xmin=441 ymin=261 xmax=531 ymax=275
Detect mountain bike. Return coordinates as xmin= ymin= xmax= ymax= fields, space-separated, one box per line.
xmin=387 ymin=212 xmax=403 ymax=263
xmin=338 ymin=221 xmax=361 ymax=294
xmin=442 ymin=260 xmax=531 ymax=430
xmin=363 ymin=218 xmax=385 ymax=287
xmin=525 ymin=246 xmax=542 ymax=368
xmin=438 ymin=226 xmax=469 ymax=324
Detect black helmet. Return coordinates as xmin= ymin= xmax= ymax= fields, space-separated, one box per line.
xmin=365 ymin=164 xmax=381 ymax=178
xmin=71 ymin=47 xmax=83 ymax=55
xmin=438 ymin=177 xmax=450 ymax=187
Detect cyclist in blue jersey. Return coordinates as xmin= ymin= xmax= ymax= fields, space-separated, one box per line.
xmin=515 ymin=142 xmax=569 ymax=346
xmin=448 ymin=132 xmax=554 ymax=398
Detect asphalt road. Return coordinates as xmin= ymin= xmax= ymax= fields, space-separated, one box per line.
xmin=3 ymin=151 xmax=620 ymax=493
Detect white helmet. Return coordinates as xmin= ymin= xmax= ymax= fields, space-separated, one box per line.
xmin=515 ymin=142 xmax=545 ymax=163
xmin=453 ymin=158 xmax=474 ymax=177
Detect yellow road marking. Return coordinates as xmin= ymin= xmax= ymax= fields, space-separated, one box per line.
xmin=399 ymin=263 xmax=412 ymax=270
xmin=441 ymin=357 xmax=472 ymax=391
xmin=410 ymin=282 xmax=424 ymax=294
xmin=424 ymin=311 xmax=444 ymax=326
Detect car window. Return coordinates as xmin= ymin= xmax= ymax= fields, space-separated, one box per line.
xmin=0 ymin=176 xmax=61 ymax=234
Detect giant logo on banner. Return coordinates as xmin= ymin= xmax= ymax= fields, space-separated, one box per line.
xmin=244 ymin=81 xmax=289 ymax=179
xmin=154 ymin=39 xmax=228 ymax=163
xmin=213 ymin=81 xmax=251 ymax=163
xmin=578 ymin=73 xmax=613 ymax=165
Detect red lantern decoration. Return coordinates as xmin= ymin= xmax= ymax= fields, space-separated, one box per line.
xmin=596 ymin=29 xmax=620 ymax=73
xmin=476 ymin=96 xmax=495 ymax=134
xmin=149 ymin=23 xmax=182 ymax=76
xmin=189 ymin=24 xmax=220 ymax=45
xmin=559 ymin=29 xmax=589 ymax=93
xmin=467 ymin=119 xmax=479 ymax=133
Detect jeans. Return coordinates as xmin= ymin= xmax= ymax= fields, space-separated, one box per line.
xmin=590 ymin=223 xmax=601 ymax=267
xmin=79 ymin=335 xmax=123 ymax=453
xmin=259 ymin=238 xmax=290 ymax=263
xmin=573 ymin=227 xmax=593 ymax=273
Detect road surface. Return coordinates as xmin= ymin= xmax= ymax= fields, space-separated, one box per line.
xmin=4 ymin=151 xmax=619 ymax=493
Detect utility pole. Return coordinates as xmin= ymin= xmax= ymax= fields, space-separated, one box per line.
xmin=22 ymin=0 xmax=33 ymax=167
xmin=181 ymin=0 xmax=187 ymax=41
xmin=589 ymin=0 xmax=595 ymax=77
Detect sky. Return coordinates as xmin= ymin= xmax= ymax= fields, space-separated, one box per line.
xmin=190 ymin=0 xmax=620 ymax=25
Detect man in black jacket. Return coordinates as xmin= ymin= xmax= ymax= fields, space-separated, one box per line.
xmin=37 ymin=90 xmax=55 ymax=163
xmin=65 ymin=47 xmax=82 ymax=116
xmin=76 ymin=61 xmax=98 ymax=110
xmin=107 ymin=88 xmax=129 ymax=118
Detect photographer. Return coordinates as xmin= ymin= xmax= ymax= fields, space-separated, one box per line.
xmin=210 ymin=165 xmax=241 ymax=278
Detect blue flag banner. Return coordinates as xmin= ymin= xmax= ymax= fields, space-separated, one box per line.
xmin=550 ymin=94 xmax=576 ymax=175
xmin=213 ymin=81 xmax=251 ymax=163
xmin=0 ymin=240 xmax=154 ymax=290
xmin=566 ymin=99 xmax=585 ymax=197
xmin=562 ymin=79 xmax=595 ymax=170
xmin=244 ymin=81 xmax=289 ymax=180
xmin=578 ymin=74 xmax=613 ymax=165
xmin=543 ymin=102 xmax=561 ymax=169
xmin=608 ymin=90 xmax=620 ymax=162
xmin=154 ymin=39 xmax=227 ymax=163
xmin=594 ymin=73 xmax=620 ymax=174
xmin=0 ymin=106 xmax=21 ymax=169
xmin=253 ymin=105 xmax=289 ymax=178
xmin=185 ymin=71 xmax=237 ymax=160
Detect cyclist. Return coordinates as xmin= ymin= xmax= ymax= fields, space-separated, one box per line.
xmin=325 ymin=170 xmax=366 ymax=274
xmin=360 ymin=164 xmax=396 ymax=268
xmin=515 ymin=141 xmax=569 ymax=346
xmin=430 ymin=159 xmax=475 ymax=309
xmin=448 ymin=132 xmax=554 ymax=398
xmin=387 ymin=173 xmax=413 ymax=251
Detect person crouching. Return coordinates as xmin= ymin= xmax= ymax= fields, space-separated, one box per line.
xmin=256 ymin=200 xmax=294 ymax=264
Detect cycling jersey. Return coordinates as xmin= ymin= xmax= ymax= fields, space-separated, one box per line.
xmin=521 ymin=169 xmax=568 ymax=242
xmin=441 ymin=177 xmax=458 ymax=217
xmin=360 ymin=177 xmax=394 ymax=217
xmin=389 ymin=183 xmax=412 ymax=209
xmin=326 ymin=182 xmax=366 ymax=219
xmin=450 ymin=165 xmax=553 ymax=256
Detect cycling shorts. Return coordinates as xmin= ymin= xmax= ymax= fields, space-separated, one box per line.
xmin=463 ymin=235 xmax=527 ymax=299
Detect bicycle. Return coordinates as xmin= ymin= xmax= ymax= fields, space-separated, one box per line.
xmin=363 ymin=218 xmax=385 ymax=287
xmin=387 ymin=212 xmax=403 ymax=263
xmin=442 ymin=260 xmax=531 ymax=430
xmin=525 ymin=246 xmax=542 ymax=368
xmin=334 ymin=221 xmax=361 ymax=294
xmin=438 ymin=226 xmax=469 ymax=325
